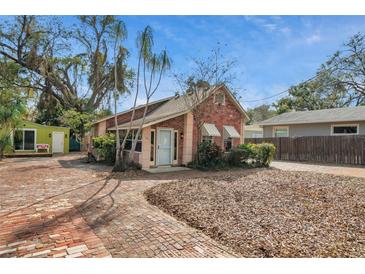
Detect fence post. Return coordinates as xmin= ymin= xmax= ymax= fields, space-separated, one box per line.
xmin=279 ymin=137 xmax=281 ymax=160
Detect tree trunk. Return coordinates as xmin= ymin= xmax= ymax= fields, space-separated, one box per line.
xmin=120 ymin=48 xmax=143 ymax=168
xmin=129 ymin=99 xmax=149 ymax=160
xmin=112 ymin=95 xmax=123 ymax=171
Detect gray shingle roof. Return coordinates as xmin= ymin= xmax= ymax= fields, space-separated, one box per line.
xmin=107 ymin=85 xmax=249 ymax=130
xmin=259 ymin=106 xmax=365 ymax=126
xmin=109 ymin=87 xmax=214 ymax=129
xmin=92 ymin=96 xmax=173 ymax=125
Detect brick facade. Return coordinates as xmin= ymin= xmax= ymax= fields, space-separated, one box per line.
xmin=192 ymin=88 xmax=245 ymax=155
xmin=92 ymin=87 xmax=246 ymax=167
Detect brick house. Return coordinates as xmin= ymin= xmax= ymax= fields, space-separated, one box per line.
xmin=90 ymin=84 xmax=249 ymax=168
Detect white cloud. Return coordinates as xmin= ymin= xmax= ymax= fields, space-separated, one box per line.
xmin=263 ymin=23 xmax=277 ymax=32
xmin=305 ymin=33 xmax=322 ymax=44
xmin=280 ymin=27 xmax=291 ymax=34
xmin=151 ymin=21 xmax=185 ymax=43
xmin=244 ymin=16 xmax=291 ymax=34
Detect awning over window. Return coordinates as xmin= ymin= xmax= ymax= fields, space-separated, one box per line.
xmin=223 ymin=125 xmax=240 ymax=138
xmin=201 ymin=123 xmax=221 ymax=137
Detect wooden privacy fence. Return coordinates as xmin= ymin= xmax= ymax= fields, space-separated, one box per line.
xmin=245 ymin=135 xmax=365 ymax=165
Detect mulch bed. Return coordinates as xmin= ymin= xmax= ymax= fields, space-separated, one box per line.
xmin=145 ymin=169 xmax=365 ymax=257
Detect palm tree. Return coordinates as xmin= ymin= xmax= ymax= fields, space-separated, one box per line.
xmin=128 ymin=49 xmax=171 ymax=159
xmin=126 ymin=26 xmax=171 ymax=161
xmin=120 ymin=26 xmax=153 ymax=164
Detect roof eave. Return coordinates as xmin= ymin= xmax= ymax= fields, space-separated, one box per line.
xmin=92 ymin=96 xmax=174 ymax=125
xmin=259 ymin=118 xmax=365 ymax=126
xmin=107 ymin=110 xmax=190 ymax=131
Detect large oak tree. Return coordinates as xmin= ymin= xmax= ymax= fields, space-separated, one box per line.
xmin=0 ymin=16 xmax=132 ymax=137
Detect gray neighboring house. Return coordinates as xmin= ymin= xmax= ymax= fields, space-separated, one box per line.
xmin=244 ymin=124 xmax=263 ymax=138
xmin=259 ymin=106 xmax=365 ymax=138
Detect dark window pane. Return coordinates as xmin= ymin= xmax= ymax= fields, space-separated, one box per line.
xmin=151 ymin=131 xmax=154 ymax=145
xmin=14 ymin=130 xmax=23 ymax=150
xmin=125 ymin=140 xmax=132 ymax=150
xmin=150 ymin=131 xmax=155 ymax=161
xmin=174 ymin=131 xmax=177 ymax=161
xmin=215 ymin=93 xmax=225 ymax=104
xmin=333 ymin=126 xmax=357 ymax=134
xmin=119 ymin=130 xmax=127 ymax=139
xmin=202 ymin=136 xmax=213 ymax=143
xmin=24 ymin=130 xmax=35 ymax=150
xmin=135 ymin=141 xmax=142 ymax=152
xmin=224 ymin=138 xmax=232 ymax=152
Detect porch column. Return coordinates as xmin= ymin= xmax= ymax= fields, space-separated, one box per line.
xmin=240 ymin=118 xmax=244 ymax=144
xmin=183 ymin=112 xmax=193 ymax=164
xmin=97 ymin=121 xmax=107 ymax=136
xmin=141 ymin=126 xmax=151 ymax=169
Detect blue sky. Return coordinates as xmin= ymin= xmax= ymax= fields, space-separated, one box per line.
xmin=32 ymin=16 xmax=365 ymax=110
xmin=115 ymin=16 xmax=365 ymax=110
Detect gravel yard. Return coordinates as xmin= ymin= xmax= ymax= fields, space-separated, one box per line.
xmin=145 ymin=169 xmax=365 ymax=257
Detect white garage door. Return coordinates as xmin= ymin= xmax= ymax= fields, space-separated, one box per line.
xmin=52 ymin=132 xmax=64 ymax=153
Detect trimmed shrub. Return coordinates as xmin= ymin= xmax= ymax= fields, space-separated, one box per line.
xmin=189 ymin=141 xmax=228 ymax=170
xmin=237 ymin=142 xmax=276 ymax=167
xmin=189 ymin=142 xmax=276 ymax=170
xmin=253 ymin=143 xmax=276 ymax=167
xmin=226 ymin=148 xmax=252 ymax=168
xmin=92 ymin=133 xmax=116 ymax=163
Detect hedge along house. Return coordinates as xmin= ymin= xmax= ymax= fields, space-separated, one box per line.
xmin=90 ymin=84 xmax=249 ymax=168
xmin=7 ymin=121 xmax=70 ymax=156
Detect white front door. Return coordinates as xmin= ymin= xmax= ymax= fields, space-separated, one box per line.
xmin=157 ymin=129 xmax=172 ymax=165
xmin=52 ymin=132 xmax=64 ymax=153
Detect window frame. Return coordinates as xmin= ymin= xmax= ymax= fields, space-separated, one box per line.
xmin=13 ymin=128 xmax=37 ymax=151
xmin=223 ymin=137 xmax=233 ymax=152
xmin=272 ymin=126 xmax=289 ymax=137
xmin=331 ymin=123 xmax=359 ymax=136
xmin=214 ymin=92 xmax=225 ymax=105
xmin=119 ymin=129 xmax=142 ymax=153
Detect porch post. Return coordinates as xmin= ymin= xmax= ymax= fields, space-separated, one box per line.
xmin=141 ymin=126 xmax=151 ymax=169
xmin=183 ymin=112 xmax=193 ymax=164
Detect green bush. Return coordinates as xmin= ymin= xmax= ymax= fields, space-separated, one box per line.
xmin=189 ymin=141 xmax=228 ymax=170
xmin=253 ymin=143 xmax=276 ymax=167
xmin=226 ymin=148 xmax=252 ymax=167
xmin=92 ymin=133 xmax=116 ymax=163
xmin=237 ymin=142 xmax=276 ymax=167
xmin=198 ymin=141 xmax=222 ymax=163
xmin=189 ymin=141 xmax=276 ymax=170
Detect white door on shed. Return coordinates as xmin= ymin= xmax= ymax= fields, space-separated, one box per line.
xmin=52 ymin=132 xmax=64 ymax=153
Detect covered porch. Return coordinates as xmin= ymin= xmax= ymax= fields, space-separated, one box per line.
xmin=107 ymin=113 xmax=193 ymax=169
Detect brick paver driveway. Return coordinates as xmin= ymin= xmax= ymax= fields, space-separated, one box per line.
xmin=0 ymin=154 xmax=235 ymax=258
xmin=271 ymin=160 xmax=365 ymax=179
